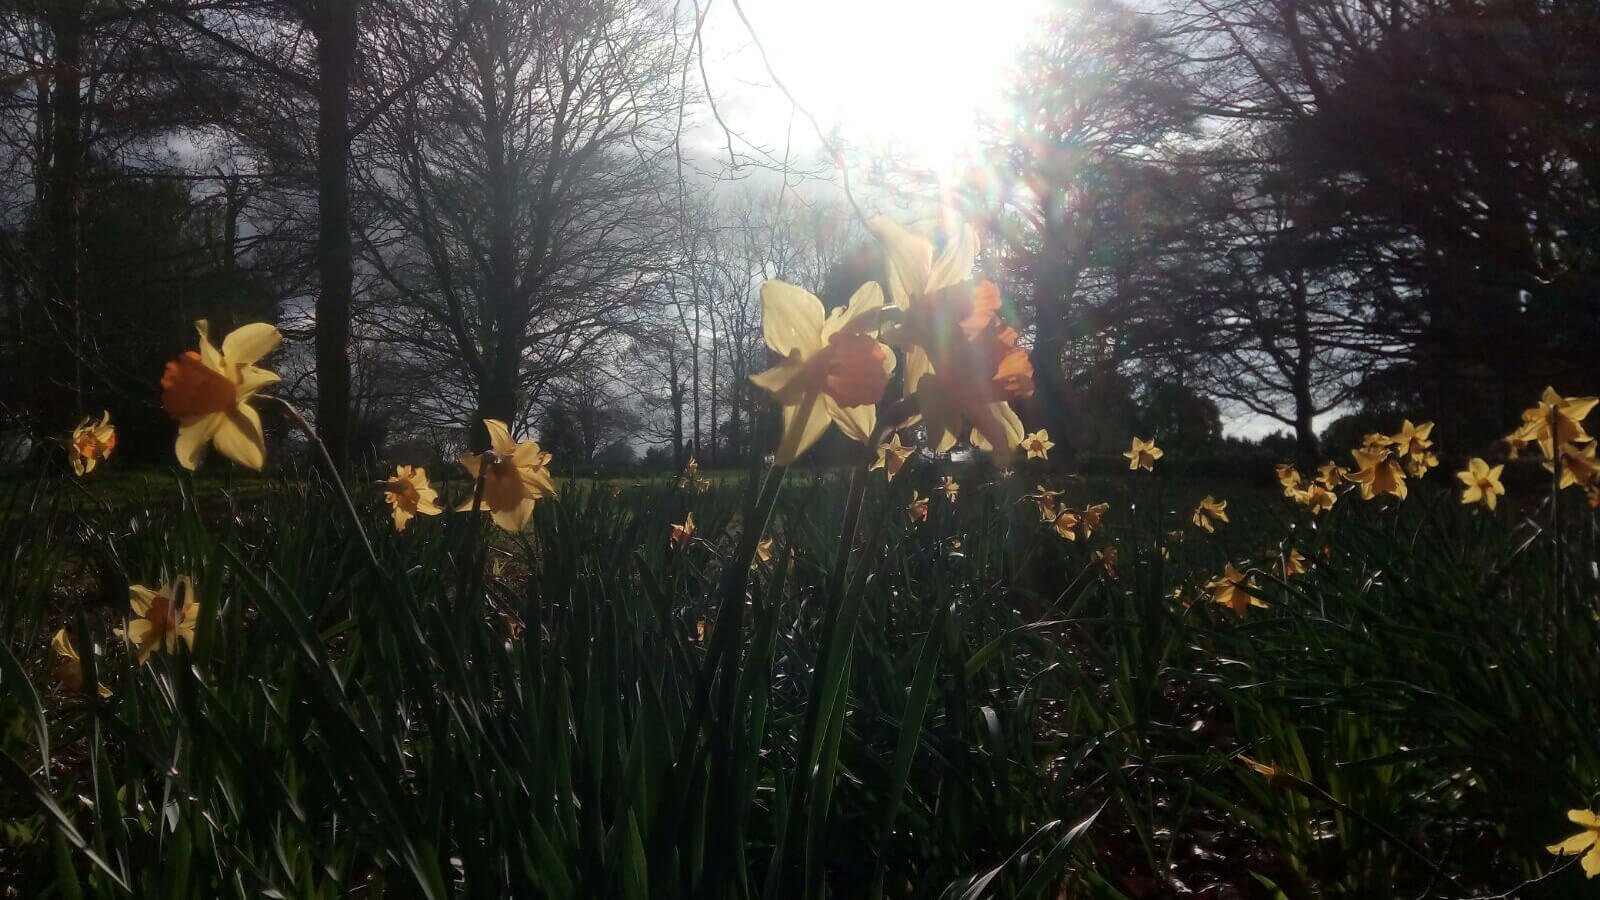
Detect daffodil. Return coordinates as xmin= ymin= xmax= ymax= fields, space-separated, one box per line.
xmin=753 ymin=537 xmax=775 ymax=569
xmin=1295 ymin=483 xmax=1337 ymax=515
xmin=1456 ymin=458 xmax=1505 ymax=510
xmin=1032 ymin=485 xmax=1063 ymax=521
xmin=1547 ymin=809 xmax=1600 ymax=878
xmin=1124 ymin=436 xmax=1163 ymax=472
xmin=670 ymin=512 xmax=696 ymax=549
xmin=1315 ymin=462 xmax=1346 ymax=489
xmin=116 ymin=576 xmax=199 ymax=665
xmin=906 ymin=491 xmax=930 ymax=523
xmin=1545 ymin=441 xmax=1600 ymax=490
xmin=871 ymin=217 xmax=1032 ymax=457
xmin=160 ymin=320 xmax=281 ymax=470
xmin=1274 ymin=463 xmax=1302 ymax=497
xmin=940 ymin=475 xmax=960 ymax=501
xmin=68 ymin=412 xmax=116 ymax=475
xmin=1192 ymin=496 xmax=1228 ymax=533
xmin=382 ymin=465 xmax=442 ymax=531
xmin=457 ymin=419 xmax=556 ymax=532
xmin=871 ymin=433 xmax=916 ymax=481
xmin=1020 ymin=430 xmax=1054 ymax=460
xmin=1512 ymin=387 xmax=1597 ymax=458
xmin=1052 ymin=509 xmax=1079 ymax=540
xmin=1206 ymin=563 xmax=1266 ymax=617
xmin=1279 ymin=548 xmax=1307 ymax=578
xmin=52 ymin=629 xmax=111 ymax=697
xmin=1080 ymin=502 xmax=1108 ymax=538
xmin=750 ymin=280 xmax=895 ymax=464
xmin=678 ymin=457 xmax=700 ymax=490
xmin=1346 ymin=447 xmax=1408 ymax=501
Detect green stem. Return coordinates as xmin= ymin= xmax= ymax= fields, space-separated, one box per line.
xmin=265 ymin=396 xmax=379 ymax=569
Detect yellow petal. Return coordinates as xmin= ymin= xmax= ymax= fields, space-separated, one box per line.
xmin=483 ymin=419 xmax=516 ymax=454
xmin=174 ymin=414 xmax=225 ymax=470
xmin=51 ymin=629 xmax=77 ymax=660
xmin=235 ymin=364 xmax=280 ymax=400
xmin=1550 ymin=831 xmax=1599 ymax=855
xmin=750 ymin=357 xmax=808 ymax=402
xmin=213 ymin=404 xmax=267 ymax=470
xmin=519 ymin=464 xmax=557 ymax=498
xmin=220 ymin=322 xmax=282 ymax=366
xmin=195 ymin=320 xmax=223 ymax=370
xmin=821 ymin=281 xmax=885 ymax=342
xmin=1569 ymin=810 xmax=1600 ymax=828
xmin=825 ymin=395 xmax=876 ymax=445
xmin=925 ymin=222 xmax=978 ymax=295
xmin=870 ymin=217 xmax=933 ymax=310
xmin=761 ymin=281 xmax=825 ymax=358
xmin=774 ymin=393 xmax=832 ymax=465
xmin=491 ymin=498 xmax=535 ymax=532
xmin=1584 ymin=845 xmax=1600 ymax=878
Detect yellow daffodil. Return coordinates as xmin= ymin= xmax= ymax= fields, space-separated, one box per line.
xmin=1124 ymin=436 xmax=1163 ymax=472
xmin=1020 ymin=430 xmax=1054 ymax=460
xmin=750 ymin=280 xmax=895 ymax=464
xmin=1274 ymin=463 xmax=1302 ymax=497
xmin=940 ymin=475 xmax=960 ymax=502
xmin=1279 ymin=548 xmax=1307 ymax=578
xmin=160 ymin=320 xmax=281 ymax=470
xmin=677 ymin=457 xmax=700 ymax=490
xmin=871 ymin=217 xmax=1032 ymax=458
xmin=1346 ymin=447 xmax=1408 ymax=501
xmin=1206 ymin=563 xmax=1266 ymax=617
xmin=116 ymin=576 xmax=199 ymax=665
xmin=458 ymin=419 xmax=556 ymax=532
xmin=1192 ymin=496 xmax=1228 ymax=533
xmin=1456 ymin=458 xmax=1505 ymax=510
xmin=382 ymin=465 xmax=442 ymax=531
xmin=1032 ymin=485 xmax=1063 ymax=521
xmin=1315 ymin=462 xmax=1346 ymax=489
xmin=1295 ymin=483 xmax=1337 ymax=515
xmin=1547 ymin=809 xmax=1600 ymax=878
xmin=68 ymin=412 xmax=116 ymax=475
xmin=1052 ymin=509 xmax=1079 ymax=540
xmin=52 ymin=629 xmax=111 ymax=697
xmin=1512 ymin=387 xmax=1597 ymax=458
xmin=670 ymin=512 xmax=696 ymax=549
xmin=1545 ymin=441 xmax=1600 ymax=490
xmin=906 ymin=491 xmax=930 ymax=523
xmin=752 ymin=537 xmax=775 ymax=569
xmin=1080 ymin=502 xmax=1108 ymax=538
xmin=871 ymin=433 xmax=916 ymax=481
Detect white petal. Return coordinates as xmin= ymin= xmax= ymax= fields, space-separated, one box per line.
xmin=761 ymin=281 xmax=825 ymax=358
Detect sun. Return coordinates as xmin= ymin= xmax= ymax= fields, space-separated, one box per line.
xmin=712 ymin=0 xmax=1047 ymax=173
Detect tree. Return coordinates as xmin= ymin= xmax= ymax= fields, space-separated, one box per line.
xmin=357 ymin=0 xmax=678 ymax=446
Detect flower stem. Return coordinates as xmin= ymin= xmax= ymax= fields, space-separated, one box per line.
xmin=264 ymin=396 xmax=379 ymax=569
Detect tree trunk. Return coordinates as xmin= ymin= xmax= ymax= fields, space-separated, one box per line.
xmin=44 ymin=2 xmax=85 ymax=421
xmin=314 ymin=1 xmax=357 ymax=468
xmin=1290 ymin=272 xmax=1320 ymax=463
